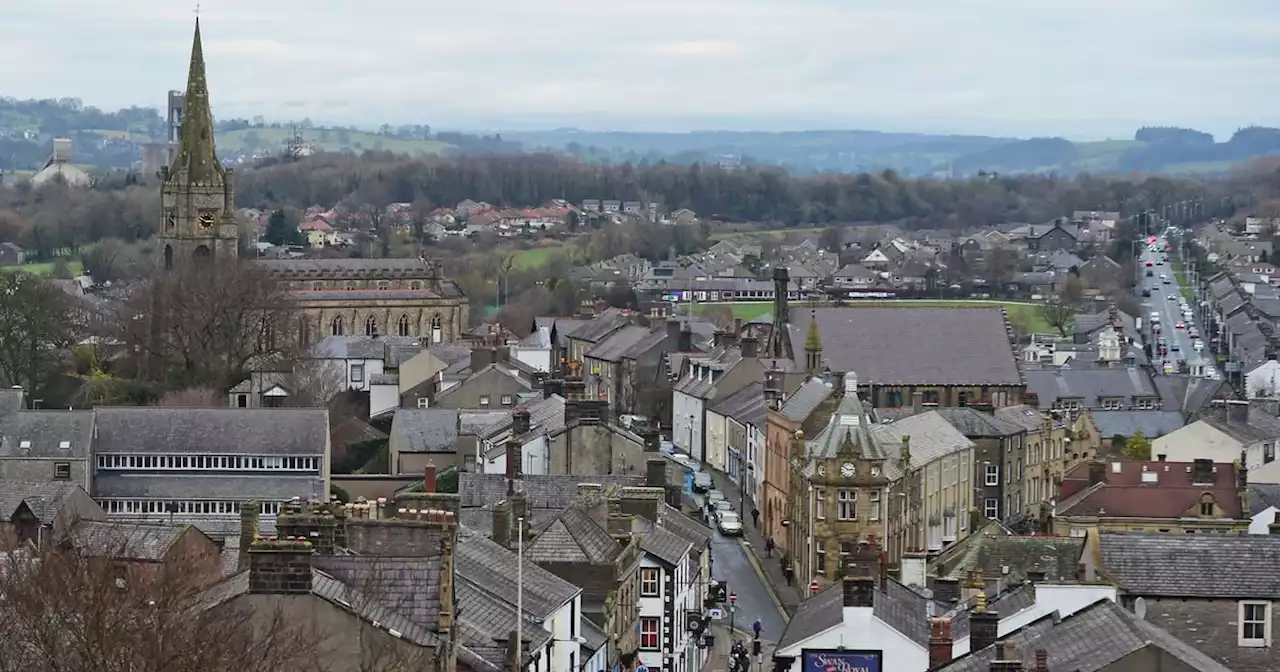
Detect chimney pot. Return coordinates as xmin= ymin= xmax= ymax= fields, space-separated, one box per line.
xmin=928 ymin=618 xmax=954 ymax=668
xmin=424 ymin=464 xmax=437 ymax=493
xmin=1034 ymin=649 xmax=1048 ymax=672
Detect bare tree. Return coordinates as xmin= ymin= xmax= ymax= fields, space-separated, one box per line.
xmin=0 ymin=538 xmax=326 ymax=672
xmin=108 ymin=258 xmax=302 ymax=390
xmin=156 ymin=386 xmax=225 ymax=407
xmin=282 ymin=358 xmax=346 ymax=408
xmin=1039 ymin=274 xmax=1084 ymax=337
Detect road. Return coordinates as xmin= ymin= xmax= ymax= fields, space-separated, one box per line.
xmin=1138 ymin=237 xmax=1218 ymax=379
xmin=692 ymin=492 xmax=789 ymax=644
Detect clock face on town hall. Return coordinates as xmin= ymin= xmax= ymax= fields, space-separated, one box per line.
xmin=199 ymin=211 xmax=217 ymax=229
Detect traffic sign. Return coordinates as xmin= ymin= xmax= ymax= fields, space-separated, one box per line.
xmin=728 ymin=591 xmax=737 ymax=604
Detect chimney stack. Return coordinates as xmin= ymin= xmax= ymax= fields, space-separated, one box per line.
xmin=510 ymin=490 xmax=530 ymax=544
xmin=1087 ymin=459 xmax=1107 ymax=486
xmin=912 ymin=391 xmax=923 ymax=416
xmin=512 ymin=407 xmax=532 ymax=437
xmin=679 ymin=323 xmax=693 ymax=352
xmin=933 ymin=577 xmax=960 ymax=605
xmin=492 ymin=499 xmax=512 ymax=548
xmin=470 ymin=344 xmax=497 ymax=372
xmin=928 ymin=618 xmax=953 ymax=668
xmin=646 ymin=457 xmax=667 ymax=488
xmin=989 ymin=641 xmax=1024 ymax=672
xmin=617 ymin=486 xmax=664 ymax=523
xmin=1033 ymin=650 xmax=1048 ymax=672
xmin=741 ymin=335 xmax=759 ymax=358
xmin=666 ymin=318 xmax=681 ymax=344
xmin=424 ymin=464 xmax=437 ymax=493
xmin=237 ymin=500 xmax=260 ymax=571
xmin=969 ymin=591 xmax=1001 ymax=654
xmin=248 ymin=537 xmax=314 ymax=594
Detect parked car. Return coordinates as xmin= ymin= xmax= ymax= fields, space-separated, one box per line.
xmin=692 ymin=472 xmax=712 ymax=493
xmin=1193 ymin=339 xmax=1204 ymax=352
xmin=712 ymin=500 xmax=734 ymax=520
xmin=717 ymin=511 xmax=743 ymax=536
xmin=706 ymin=490 xmax=727 ymax=505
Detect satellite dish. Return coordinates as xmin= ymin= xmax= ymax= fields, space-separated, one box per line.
xmin=1134 ymin=597 xmax=1147 ymax=620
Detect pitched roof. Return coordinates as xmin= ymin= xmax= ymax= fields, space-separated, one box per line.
xmin=1023 ymin=368 xmax=1159 ymax=408
xmin=524 ymin=507 xmax=622 ymax=564
xmin=933 ymin=407 xmax=1025 ymax=438
xmin=0 ymin=479 xmax=88 ymax=523
xmin=634 ymin=518 xmax=693 ymax=566
xmin=1055 ymin=460 xmax=1244 ymax=519
xmin=778 ymin=377 xmax=833 ymax=423
xmin=1098 ymin=531 xmax=1280 ymax=598
xmin=93 ymin=473 xmax=326 ymax=502
xmin=0 ymin=410 xmax=94 ymax=458
xmin=873 ymin=411 xmax=975 ymax=467
xmin=312 ymin=554 xmax=446 ymax=630
xmin=789 ymin=308 xmax=1021 ymax=385
xmin=936 ymin=598 xmax=1229 ymax=672
xmin=458 ymin=473 xmax=643 ymax=509
xmin=455 ymin=575 xmax=551 ymax=664
xmin=933 ymin=527 xmax=1084 ymax=583
xmin=776 ymin=578 xmax=932 ymax=651
xmin=68 ymin=520 xmax=190 ymax=561
xmin=585 ymin=325 xmax=655 ymax=363
xmin=1087 ymin=410 xmax=1186 ymax=439
xmin=1248 ymin=484 xmax=1280 ymax=514
xmin=92 ymin=408 xmax=328 ymax=456
xmin=709 ymin=382 xmax=766 ymax=428
xmin=391 ymin=409 xmax=459 ymax=454
xmin=455 ymin=530 xmax=580 ymax=618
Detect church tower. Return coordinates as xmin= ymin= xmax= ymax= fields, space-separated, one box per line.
xmin=158 ymin=19 xmax=238 ymax=270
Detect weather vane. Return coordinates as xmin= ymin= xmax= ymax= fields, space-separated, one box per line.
xmin=194 ymin=3 xmax=201 ymax=17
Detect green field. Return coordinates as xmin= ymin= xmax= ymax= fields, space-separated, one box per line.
xmin=216 ymin=127 xmax=454 ymax=157
xmin=510 ymin=246 xmax=566 ymax=270
xmin=0 ymin=259 xmax=84 ymax=276
xmin=692 ymin=299 xmax=1054 ymax=332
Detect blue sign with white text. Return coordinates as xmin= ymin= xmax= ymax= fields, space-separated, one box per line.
xmin=801 ymin=649 xmax=882 ymax=672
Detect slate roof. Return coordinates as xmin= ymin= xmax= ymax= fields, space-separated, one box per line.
xmin=313 ymin=554 xmax=445 ymax=630
xmin=778 ymin=377 xmax=833 ymax=423
xmin=68 ymin=520 xmax=188 ymax=561
xmin=525 ymin=507 xmax=622 ymax=565
xmin=788 ymin=308 xmax=1021 ymax=385
xmin=933 ymin=528 xmax=1084 ymax=583
xmin=391 ymin=409 xmax=459 ymax=454
xmin=569 ymin=308 xmax=630 ymax=344
xmin=1098 ymin=531 xmax=1280 ymax=598
xmin=93 ymin=473 xmax=326 ymax=502
xmin=459 ymin=473 xmax=642 ymax=508
xmin=0 ymin=410 xmax=94 ymax=458
xmin=0 ymin=479 xmax=88 ymax=523
xmin=455 ymin=575 xmax=551 ymax=664
xmin=1087 ymin=410 xmax=1186 ymax=439
xmin=936 ymin=598 xmax=1229 ymax=672
xmin=585 ymin=325 xmax=655 ymax=363
xmin=1153 ymin=375 xmax=1225 ymax=418
xmin=633 ymin=517 xmax=693 ymax=566
xmin=933 ymin=408 xmax=1025 ymax=438
xmin=1201 ymin=406 xmax=1280 ymax=445
xmin=92 ymin=408 xmax=328 ymax=456
xmin=456 ymin=529 xmax=580 ymax=618
xmin=776 ymin=578 xmax=932 ymax=651
xmin=477 ymin=394 xmax=566 ymax=443
xmin=993 ymin=405 xmax=1053 ymax=433
xmin=874 ymin=411 xmax=975 ymax=468
xmin=656 ymin=503 xmax=713 ymax=554
xmin=709 ymin=382 xmax=767 ymax=429
xmin=1248 ymin=484 xmax=1280 ymax=515
xmin=1023 ymin=368 xmax=1159 ymax=408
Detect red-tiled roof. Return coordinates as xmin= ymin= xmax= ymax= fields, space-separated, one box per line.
xmin=299 ymin=219 xmax=333 ymax=231
xmin=1057 ymin=460 xmax=1244 ymax=519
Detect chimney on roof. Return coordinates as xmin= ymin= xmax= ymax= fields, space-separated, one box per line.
xmin=912 ymin=390 xmax=924 ymax=416
xmin=248 ymin=537 xmax=314 ymax=595
xmin=276 ymin=499 xmax=347 ymax=555
xmin=666 ymin=318 xmax=681 ymax=343
xmin=618 ymin=486 xmax=664 ymax=523
xmin=1033 ymin=650 xmax=1048 ymax=672
xmin=928 ymin=618 xmax=954 ymax=668
xmin=1227 ymin=399 xmax=1251 ymax=424
xmin=238 ymin=500 xmax=260 ymax=571
xmin=1192 ymin=458 xmax=1214 ymax=485
xmin=741 ymin=334 xmax=759 ymax=358
xmin=679 ymin=322 xmax=693 ymax=352
xmin=970 ymin=590 xmax=1001 ymax=654
xmin=470 ymin=344 xmax=497 ymax=372
xmin=424 ymin=463 xmax=437 ymax=493
xmin=513 ymin=407 xmax=532 ymax=437
xmin=989 ymin=641 xmax=1024 ymax=672
xmin=1087 ymin=459 xmax=1107 ymax=486
xmin=645 ymin=457 xmax=667 ymax=489
xmin=933 ymin=577 xmax=960 ymax=605
xmin=493 ymin=499 xmax=512 ymax=548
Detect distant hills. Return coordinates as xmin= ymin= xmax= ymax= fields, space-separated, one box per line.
xmin=2 ymin=95 xmax=1277 ymax=177
xmin=503 ymin=125 xmax=1280 ymax=177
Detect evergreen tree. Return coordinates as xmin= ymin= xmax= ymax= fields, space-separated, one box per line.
xmin=264 ymin=209 xmax=293 ymax=246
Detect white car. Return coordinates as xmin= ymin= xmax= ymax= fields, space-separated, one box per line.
xmin=717 ymin=511 xmax=743 ymax=536
xmin=706 ymin=490 xmax=727 ymax=505
xmin=1194 ymin=340 xmax=1204 ymax=352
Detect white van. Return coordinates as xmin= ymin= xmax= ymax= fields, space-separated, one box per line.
xmin=1150 ymin=312 xmax=1161 ymax=323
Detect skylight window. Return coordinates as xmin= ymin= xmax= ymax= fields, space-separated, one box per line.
xmin=58 ymin=441 xmax=71 ymax=449
xmin=18 ymin=440 xmax=30 ymax=449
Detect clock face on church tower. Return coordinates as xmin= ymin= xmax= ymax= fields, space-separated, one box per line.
xmin=198 ymin=211 xmax=217 ymax=229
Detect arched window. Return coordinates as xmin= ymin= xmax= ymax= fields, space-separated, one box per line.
xmin=312 ymin=281 xmax=324 ymax=291
xmin=331 ymin=316 xmax=344 ymax=336
xmin=365 ymin=315 xmax=379 ymax=337
xmin=430 ymin=314 xmax=443 ymax=343
xmin=397 ymin=314 xmax=412 ymax=337
xmin=410 ymin=281 xmax=423 ymax=291
xmin=193 ymin=245 xmax=211 ymax=261
xmin=299 ymin=319 xmax=311 ymax=347
xmin=163 ymin=245 xmax=174 ymax=271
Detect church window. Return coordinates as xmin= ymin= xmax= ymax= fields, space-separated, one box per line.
xmin=345 ymin=281 xmax=357 ymax=290
xmin=193 ymin=245 xmax=211 ymax=261
xmin=397 ymin=314 xmax=412 ymax=337
xmin=299 ymin=319 xmax=310 ymax=347
xmin=365 ymin=315 xmax=379 ymax=337
xmin=331 ymin=316 xmax=344 ymax=336
xmin=312 ymin=281 xmax=324 ymax=291
xmin=164 ymin=245 xmax=174 ymax=271
xmin=378 ymin=281 xmax=390 ymax=290
xmin=410 ymin=281 xmax=423 ymax=290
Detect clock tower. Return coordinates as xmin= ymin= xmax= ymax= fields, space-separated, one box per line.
xmin=158 ymin=19 xmax=238 ymax=270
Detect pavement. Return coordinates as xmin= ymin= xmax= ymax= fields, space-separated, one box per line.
xmin=700 ymin=624 xmax=776 ymax=672
xmin=687 ymin=468 xmax=805 ymax=646
xmin=1139 ymin=238 xmax=1218 ymax=379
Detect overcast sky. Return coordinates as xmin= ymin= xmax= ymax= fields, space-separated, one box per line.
xmin=2 ymin=0 xmax=1277 ymax=139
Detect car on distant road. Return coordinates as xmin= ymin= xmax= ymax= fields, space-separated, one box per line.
xmin=1145 ymin=260 xmax=1153 ymax=266
xmin=1171 ymin=341 xmax=1180 ymax=351
xmin=717 ymin=511 xmax=743 ymax=536
xmin=692 ymin=472 xmax=712 ymax=493
xmin=1194 ymin=339 xmax=1204 ymax=352
xmin=1176 ymin=321 xmax=1185 ymax=330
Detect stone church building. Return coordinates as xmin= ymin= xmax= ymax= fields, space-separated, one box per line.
xmin=159 ymin=20 xmax=468 ymax=342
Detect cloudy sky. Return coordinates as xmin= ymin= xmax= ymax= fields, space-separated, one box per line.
xmin=2 ymin=0 xmax=1277 ymax=138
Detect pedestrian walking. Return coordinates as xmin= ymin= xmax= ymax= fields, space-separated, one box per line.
xmin=752 ymin=619 xmax=762 ymax=639
xmin=765 ymin=535 xmax=775 ymax=557
xmin=784 ymin=564 xmax=795 ymax=587
xmin=751 ymin=507 xmax=760 ymax=528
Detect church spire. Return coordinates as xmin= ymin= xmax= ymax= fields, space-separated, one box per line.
xmin=171 ymin=18 xmax=222 ymax=182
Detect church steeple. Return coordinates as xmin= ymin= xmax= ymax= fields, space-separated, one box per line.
xmin=804 ymin=310 xmax=823 ymax=375
xmin=170 ymin=19 xmax=222 ymax=182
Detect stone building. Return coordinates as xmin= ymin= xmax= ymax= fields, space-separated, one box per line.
xmin=159 ymin=20 xmax=468 ymax=339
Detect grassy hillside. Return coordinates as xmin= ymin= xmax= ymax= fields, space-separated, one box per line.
xmin=216 ymin=127 xmax=454 ymax=157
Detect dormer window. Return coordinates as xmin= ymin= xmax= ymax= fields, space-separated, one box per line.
xmin=1100 ymin=398 xmax=1123 ymax=410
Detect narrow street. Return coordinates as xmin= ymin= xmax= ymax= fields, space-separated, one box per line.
xmin=691 ymin=491 xmax=789 ymax=645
